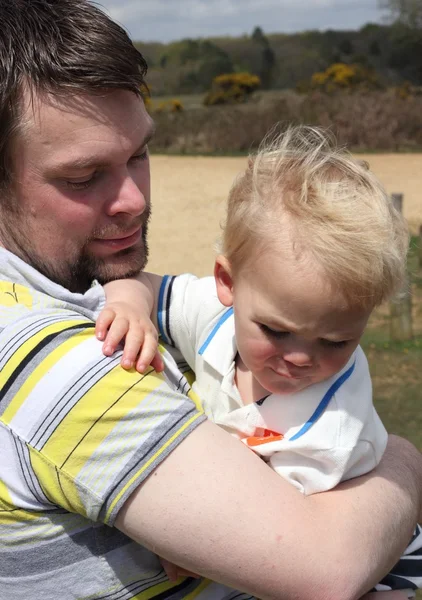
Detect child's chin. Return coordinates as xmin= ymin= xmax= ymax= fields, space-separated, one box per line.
xmin=267 ymin=376 xmax=312 ymax=395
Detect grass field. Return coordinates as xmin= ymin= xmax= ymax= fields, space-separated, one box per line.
xmin=151 ymin=90 xmax=299 ymax=110
xmin=362 ymin=237 xmax=422 ymax=451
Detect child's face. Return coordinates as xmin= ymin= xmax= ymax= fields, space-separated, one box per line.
xmin=215 ymin=254 xmax=372 ymax=396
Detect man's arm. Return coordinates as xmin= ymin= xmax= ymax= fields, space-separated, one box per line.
xmin=116 ymin=423 xmax=421 ymax=600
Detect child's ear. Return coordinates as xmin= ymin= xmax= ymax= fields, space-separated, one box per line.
xmin=214 ymin=256 xmax=234 ymax=307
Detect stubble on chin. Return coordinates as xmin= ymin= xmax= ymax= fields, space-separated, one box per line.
xmin=79 ymin=207 xmax=152 ymax=287
xmin=75 ymin=231 xmax=149 ymax=289
xmin=0 ymin=206 xmax=151 ymax=293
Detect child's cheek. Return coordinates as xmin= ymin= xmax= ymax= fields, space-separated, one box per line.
xmin=322 ymin=347 xmax=356 ymax=377
xmin=249 ymin=338 xmax=277 ymax=364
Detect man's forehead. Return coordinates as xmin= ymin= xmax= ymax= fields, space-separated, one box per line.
xmin=22 ymin=88 xmax=152 ymax=137
xmin=17 ymin=88 xmax=154 ymax=164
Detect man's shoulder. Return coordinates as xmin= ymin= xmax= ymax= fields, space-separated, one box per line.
xmin=0 ymin=307 xmax=205 ymax=521
xmin=0 ymin=249 xmax=106 ymax=326
xmin=0 ymin=278 xmax=68 ymax=327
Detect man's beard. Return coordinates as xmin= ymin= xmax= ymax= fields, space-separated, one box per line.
xmin=70 ymin=218 xmax=150 ymax=291
xmin=0 ymin=205 xmax=151 ymax=293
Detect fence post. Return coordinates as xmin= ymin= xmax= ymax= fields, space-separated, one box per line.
xmin=419 ymin=225 xmax=422 ymax=269
xmin=390 ymin=193 xmax=413 ymax=341
xmin=391 ymin=193 xmax=403 ymax=213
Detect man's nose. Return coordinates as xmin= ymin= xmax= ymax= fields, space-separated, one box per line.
xmin=106 ymin=174 xmax=147 ymax=217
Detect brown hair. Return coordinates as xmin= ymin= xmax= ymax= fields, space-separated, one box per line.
xmin=0 ymin=0 xmax=148 ymax=193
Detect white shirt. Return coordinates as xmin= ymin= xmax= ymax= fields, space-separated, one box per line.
xmin=158 ymin=273 xmax=388 ymax=495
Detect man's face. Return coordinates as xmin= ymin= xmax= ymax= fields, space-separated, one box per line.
xmin=0 ymin=89 xmax=154 ymax=291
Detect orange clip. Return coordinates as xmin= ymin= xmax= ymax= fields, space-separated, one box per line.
xmin=245 ymin=429 xmax=284 ymax=447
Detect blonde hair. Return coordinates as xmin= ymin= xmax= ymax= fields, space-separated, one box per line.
xmin=221 ymin=125 xmax=409 ymax=308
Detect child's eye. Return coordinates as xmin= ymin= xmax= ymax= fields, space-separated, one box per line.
xmin=320 ymin=339 xmax=349 ymax=349
xmin=259 ymin=324 xmax=289 ymax=339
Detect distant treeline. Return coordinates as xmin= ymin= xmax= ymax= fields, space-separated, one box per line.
xmin=134 ymin=24 xmax=422 ymax=95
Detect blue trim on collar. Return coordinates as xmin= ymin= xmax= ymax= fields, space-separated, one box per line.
xmin=157 ymin=275 xmax=170 ymax=343
xmin=198 ymin=307 xmax=234 ymax=356
xmin=289 ymin=360 xmax=356 ymax=441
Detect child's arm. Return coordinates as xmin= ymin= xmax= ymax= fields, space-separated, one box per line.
xmin=97 ymin=272 xmax=221 ymax=376
xmin=95 ymin=273 xmax=164 ymax=373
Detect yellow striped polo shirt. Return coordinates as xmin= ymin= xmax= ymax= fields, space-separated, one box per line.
xmin=0 ymin=248 xmax=254 ymax=600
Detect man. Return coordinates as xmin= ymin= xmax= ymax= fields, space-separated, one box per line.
xmin=0 ymin=1 xmax=420 ymax=599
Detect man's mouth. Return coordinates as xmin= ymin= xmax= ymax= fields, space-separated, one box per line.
xmin=90 ymin=226 xmax=142 ymax=255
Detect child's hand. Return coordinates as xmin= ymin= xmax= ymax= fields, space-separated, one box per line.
xmin=360 ymin=594 xmax=409 ymax=599
xmin=160 ymin=558 xmax=200 ymax=582
xmin=95 ymin=301 xmax=164 ymax=373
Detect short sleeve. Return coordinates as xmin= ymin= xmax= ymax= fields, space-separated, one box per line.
xmin=157 ymin=274 xmax=223 ymax=370
xmin=0 ymin=310 xmax=206 ymax=526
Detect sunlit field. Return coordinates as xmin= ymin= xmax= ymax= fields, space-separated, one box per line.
xmin=149 ymin=153 xmax=422 ymax=275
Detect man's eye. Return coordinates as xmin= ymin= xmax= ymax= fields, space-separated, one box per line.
xmin=66 ymin=178 xmax=94 ymax=190
xmin=320 ymin=339 xmax=349 ymax=349
xmin=65 ymin=171 xmax=99 ymax=190
xmin=259 ymin=324 xmax=289 ymax=339
xmin=131 ymin=148 xmax=148 ymax=162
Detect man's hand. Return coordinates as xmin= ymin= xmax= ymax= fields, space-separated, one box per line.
xmin=160 ymin=558 xmax=200 ymax=582
xmin=361 ymin=593 xmax=410 ymax=599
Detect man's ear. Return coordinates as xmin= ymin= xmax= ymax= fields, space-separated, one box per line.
xmin=214 ymin=255 xmax=234 ymax=307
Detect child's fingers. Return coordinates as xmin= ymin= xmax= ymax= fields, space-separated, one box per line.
xmin=95 ymin=308 xmax=116 ymax=341
xmin=150 ymin=351 xmax=164 ymax=373
xmin=121 ymin=325 xmax=146 ymax=369
xmin=102 ymin=317 xmax=131 ymax=357
xmin=135 ymin=328 xmax=159 ymax=372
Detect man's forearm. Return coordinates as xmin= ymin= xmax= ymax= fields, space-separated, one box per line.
xmin=117 ymin=424 xmax=421 ymax=600
xmin=309 ymin=434 xmax=421 ymax=598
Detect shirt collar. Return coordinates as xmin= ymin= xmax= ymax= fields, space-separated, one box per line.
xmin=198 ymin=306 xmax=237 ymax=375
xmin=0 ymin=247 xmax=105 ymax=318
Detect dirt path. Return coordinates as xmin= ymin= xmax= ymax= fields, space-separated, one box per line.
xmin=148 ymin=154 xmax=422 ymax=276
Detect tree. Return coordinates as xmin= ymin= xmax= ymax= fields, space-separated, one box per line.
xmin=388 ymin=24 xmax=422 ymax=83
xmin=251 ymin=26 xmax=266 ymax=44
xmin=251 ymin=26 xmax=275 ymax=89
xmin=157 ymin=39 xmax=234 ymax=94
xmin=378 ymin=0 xmax=422 ymax=28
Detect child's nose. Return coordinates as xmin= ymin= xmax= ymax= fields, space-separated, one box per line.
xmin=280 ymin=349 xmax=314 ymax=368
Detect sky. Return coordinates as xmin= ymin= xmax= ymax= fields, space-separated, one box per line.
xmin=98 ymin=0 xmax=383 ymax=43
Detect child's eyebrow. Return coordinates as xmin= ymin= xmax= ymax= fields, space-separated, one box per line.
xmin=260 ymin=316 xmax=361 ymax=340
xmin=260 ymin=317 xmax=291 ymax=331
